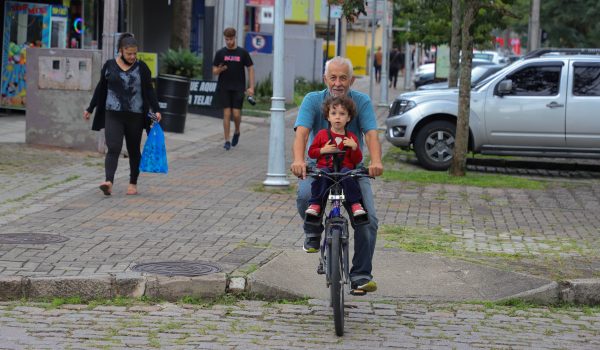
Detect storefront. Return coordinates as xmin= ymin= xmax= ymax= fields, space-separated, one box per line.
xmin=1 ymin=0 xmax=102 ymax=109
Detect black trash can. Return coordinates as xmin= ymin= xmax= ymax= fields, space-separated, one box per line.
xmin=157 ymin=74 xmax=190 ymax=133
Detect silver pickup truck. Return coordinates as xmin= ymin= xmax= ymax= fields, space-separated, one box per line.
xmin=385 ymin=49 xmax=600 ymax=170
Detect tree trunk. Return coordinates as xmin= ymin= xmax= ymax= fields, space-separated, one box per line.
xmin=449 ymin=0 xmax=480 ymax=176
xmin=170 ymin=0 xmax=192 ymax=50
xmin=448 ymin=0 xmax=461 ymax=88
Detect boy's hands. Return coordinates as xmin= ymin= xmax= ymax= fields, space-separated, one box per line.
xmin=320 ymin=141 xmax=338 ymax=155
xmin=342 ymin=137 xmax=357 ymax=151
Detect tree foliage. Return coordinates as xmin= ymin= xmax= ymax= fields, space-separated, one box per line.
xmin=393 ymin=0 xmax=517 ymax=48
xmin=541 ymin=0 xmax=600 ymax=47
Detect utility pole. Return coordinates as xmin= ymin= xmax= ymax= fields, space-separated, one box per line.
xmin=529 ymin=0 xmax=540 ymax=51
xmin=101 ymin=0 xmax=118 ymax=62
xmin=368 ymin=0 xmax=377 ymax=100
xmin=263 ymin=1 xmax=289 ymax=187
xmin=379 ymin=0 xmax=389 ymax=106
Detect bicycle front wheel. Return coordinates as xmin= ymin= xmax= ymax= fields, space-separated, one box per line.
xmin=329 ymin=226 xmax=344 ymax=336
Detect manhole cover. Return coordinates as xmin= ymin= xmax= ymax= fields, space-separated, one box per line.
xmin=0 ymin=233 xmax=69 ymax=244
xmin=132 ymin=261 xmax=221 ymax=277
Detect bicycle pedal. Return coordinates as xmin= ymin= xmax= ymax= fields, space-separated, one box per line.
xmin=317 ymin=264 xmax=325 ymax=275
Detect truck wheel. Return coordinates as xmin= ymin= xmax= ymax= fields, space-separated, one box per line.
xmin=414 ymin=120 xmax=456 ymax=171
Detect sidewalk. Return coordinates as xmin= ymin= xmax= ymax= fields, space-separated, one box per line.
xmin=0 ymin=76 xmax=599 ymax=304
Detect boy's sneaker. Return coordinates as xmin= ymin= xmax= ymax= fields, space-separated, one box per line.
xmin=224 ymin=141 xmax=231 ymax=150
xmin=351 ymin=203 xmax=367 ymax=216
xmin=351 ymin=278 xmax=377 ymax=295
xmin=303 ymin=236 xmax=320 ymax=253
xmin=232 ymin=132 xmax=240 ymax=147
xmin=305 ymin=204 xmax=321 ymax=216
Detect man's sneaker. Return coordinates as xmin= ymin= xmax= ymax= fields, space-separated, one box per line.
xmin=351 ymin=278 xmax=377 ymax=295
xmin=305 ymin=204 xmax=321 ymax=216
xmin=232 ymin=132 xmax=240 ymax=147
xmin=224 ymin=141 xmax=231 ymax=150
xmin=351 ymin=203 xmax=367 ymax=216
xmin=303 ymin=236 xmax=320 ymax=253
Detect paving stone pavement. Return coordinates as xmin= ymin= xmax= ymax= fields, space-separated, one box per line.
xmin=0 ymin=300 xmax=599 ymax=349
xmin=1 ymin=76 xmax=599 ymax=286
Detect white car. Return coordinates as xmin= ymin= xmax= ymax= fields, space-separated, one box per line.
xmin=473 ymin=50 xmax=506 ymax=64
xmin=385 ymin=50 xmax=600 ymax=170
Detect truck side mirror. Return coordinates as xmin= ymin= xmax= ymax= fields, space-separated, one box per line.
xmin=496 ymin=79 xmax=513 ymax=96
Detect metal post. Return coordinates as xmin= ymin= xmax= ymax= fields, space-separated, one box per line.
xmin=379 ymin=0 xmax=389 ymax=106
xmin=368 ymin=0 xmax=377 ymax=99
xmin=263 ymin=1 xmax=289 ymax=187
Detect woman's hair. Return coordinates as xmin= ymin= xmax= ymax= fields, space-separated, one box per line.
xmin=322 ymin=95 xmax=356 ymax=123
xmin=117 ymin=33 xmax=137 ymax=51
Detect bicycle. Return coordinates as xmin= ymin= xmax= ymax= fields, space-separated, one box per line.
xmin=305 ymin=152 xmax=372 ymax=336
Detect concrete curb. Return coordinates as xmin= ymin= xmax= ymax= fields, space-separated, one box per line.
xmin=0 ymin=273 xmax=227 ymax=302
xmin=2 ymin=275 xmax=600 ymax=305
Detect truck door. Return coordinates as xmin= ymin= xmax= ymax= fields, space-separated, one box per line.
xmin=566 ymin=62 xmax=600 ymax=149
xmin=483 ymin=62 xmax=567 ymax=148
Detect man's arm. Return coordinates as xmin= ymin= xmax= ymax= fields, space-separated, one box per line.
xmin=291 ymin=126 xmax=310 ymax=179
xmin=364 ymin=129 xmax=383 ymax=177
xmin=246 ymin=65 xmax=255 ymax=96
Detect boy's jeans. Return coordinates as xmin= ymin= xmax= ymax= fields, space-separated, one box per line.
xmin=297 ymin=176 xmax=378 ymax=282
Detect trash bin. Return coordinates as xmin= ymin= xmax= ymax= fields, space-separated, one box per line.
xmin=157 ymin=74 xmax=190 ymax=133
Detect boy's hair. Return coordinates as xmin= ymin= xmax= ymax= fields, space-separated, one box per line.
xmin=223 ymin=27 xmax=236 ymax=38
xmin=322 ymin=95 xmax=356 ymax=123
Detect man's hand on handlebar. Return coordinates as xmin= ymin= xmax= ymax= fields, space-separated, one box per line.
xmin=368 ymin=160 xmax=384 ymax=178
xmin=290 ymin=159 xmax=307 ymax=179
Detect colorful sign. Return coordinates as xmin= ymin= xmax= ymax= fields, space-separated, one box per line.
xmin=137 ymin=52 xmax=158 ymax=78
xmin=245 ymin=32 xmax=273 ymax=54
xmin=1 ymin=1 xmax=52 ymax=109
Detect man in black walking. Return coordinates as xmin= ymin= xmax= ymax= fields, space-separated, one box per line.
xmin=212 ymin=27 xmax=255 ymax=150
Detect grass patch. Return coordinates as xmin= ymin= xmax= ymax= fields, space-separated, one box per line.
xmin=3 ymin=175 xmax=81 ymax=204
xmin=382 ymin=169 xmax=547 ymax=190
xmin=252 ymin=183 xmax=296 ymax=194
xmin=380 ymin=225 xmax=457 ymax=253
xmin=236 ymin=240 xmax=271 ymax=249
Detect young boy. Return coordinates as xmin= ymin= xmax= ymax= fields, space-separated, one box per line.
xmin=305 ymin=95 xmax=367 ymax=217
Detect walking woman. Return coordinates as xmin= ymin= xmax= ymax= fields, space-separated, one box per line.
xmin=84 ymin=33 xmax=161 ymax=196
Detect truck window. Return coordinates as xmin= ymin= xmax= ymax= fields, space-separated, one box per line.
xmin=505 ymin=65 xmax=561 ymax=96
xmin=573 ymin=66 xmax=600 ymax=96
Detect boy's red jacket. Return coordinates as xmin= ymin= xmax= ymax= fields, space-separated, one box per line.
xmin=308 ymin=129 xmax=363 ymax=169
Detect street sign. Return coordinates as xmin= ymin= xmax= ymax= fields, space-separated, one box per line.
xmin=330 ymin=5 xmax=342 ymax=19
xmin=245 ymin=32 xmax=273 ymax=54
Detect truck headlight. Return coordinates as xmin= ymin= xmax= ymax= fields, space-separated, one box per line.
xmin=388 ymin=99 xmax=416 ymax=117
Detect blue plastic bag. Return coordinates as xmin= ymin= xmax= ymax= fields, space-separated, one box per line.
xmin=140 ymin=122 xmax=168 ymax=174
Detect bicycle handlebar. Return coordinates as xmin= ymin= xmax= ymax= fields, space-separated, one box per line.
xmin=306 ymin=166 xmax=373 ymax=181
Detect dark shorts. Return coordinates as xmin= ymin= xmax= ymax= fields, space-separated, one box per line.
xmin=218 ymin=89 xmax=245 ymax=109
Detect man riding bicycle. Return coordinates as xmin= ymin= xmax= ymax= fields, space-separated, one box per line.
xmin=290 ymin=56 xmax=384 ymax=295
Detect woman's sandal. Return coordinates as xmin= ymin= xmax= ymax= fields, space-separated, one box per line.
xmin=126 ymin=184 xmax=138 ymax=195
xmin=99 ymin=182 xmax=112 ymax=196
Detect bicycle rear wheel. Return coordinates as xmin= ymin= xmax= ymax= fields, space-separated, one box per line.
xmin=329 ymin=226 xmax=344 ymax=336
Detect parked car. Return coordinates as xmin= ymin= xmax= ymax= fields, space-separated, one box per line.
xmin=386 ymin=49 xmax=600 ymax=170
xmin=473 ymin=50 xmax=506 ymax=64
xmin=417 ymin=64 xmax=506 ymax=90
xmin=414 ymin=59 xmax=496 ymax=88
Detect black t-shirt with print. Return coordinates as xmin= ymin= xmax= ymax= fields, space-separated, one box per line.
xmin=213 ymin=46 xmax=253 ymax=92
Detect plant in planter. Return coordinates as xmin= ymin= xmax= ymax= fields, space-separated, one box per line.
xmin=156 ymin=48 xmax=202 ymax=133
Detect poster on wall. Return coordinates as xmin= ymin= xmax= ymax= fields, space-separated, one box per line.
xmin=1 ymin=1 xmax=52 ymax=109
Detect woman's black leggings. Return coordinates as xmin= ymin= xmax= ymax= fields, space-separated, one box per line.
xmin=104 ymin=111 xmax=144 ymax=184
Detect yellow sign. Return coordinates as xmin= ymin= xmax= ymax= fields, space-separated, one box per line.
xmin=137 ymin=52 xmax=158 ymax=78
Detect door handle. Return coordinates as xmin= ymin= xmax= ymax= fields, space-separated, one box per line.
xmin=546 ymin=102 xmax=564 ymax=108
